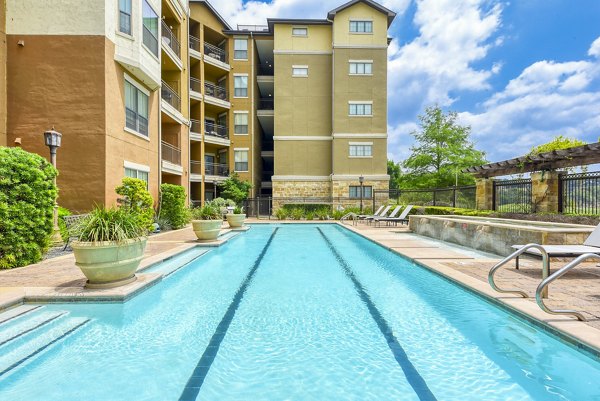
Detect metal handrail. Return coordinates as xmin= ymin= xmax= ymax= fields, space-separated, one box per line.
xmin=189 ymin=35 xmax=200 ymax=52
xmin=190 ymin=77 xmax=201 ymax=93
xmin=161 ymin=80 xmax=181 ymax=111
xmin=204 ymin=82 xmax=228 ymax=101
xmin=161 ymin=20 xmax=181 ymax=59
xmin=204 ymin=42 xmax=226 ymax=62
xmin=535 ymin=253 xmax=600 ymax=321
xmin=488 ymin=244 xmax=550 ymax=298
xmin=340 ymin=212 xmax=358 ymax=226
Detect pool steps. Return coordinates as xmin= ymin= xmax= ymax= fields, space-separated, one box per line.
xmin=0 ymin=306 xmax=90 ymax=378
xmin=0 ymin=305 xmax=43 ymax=326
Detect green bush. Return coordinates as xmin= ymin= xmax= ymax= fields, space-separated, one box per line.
xmin=158 ymin=184 xmax=189 ymax=229
xmin=412 ymin=206 xmax=494 ymax=217
xmin=275 ymin=208 xmax=288 ymax=220
xmin=191 ymin=204 xmax=221 ymax=220
xmin=315 ymin=207 xmax=330 ymax=220
xmin=210 ymin=197 xmax=236 ymax=208
xmin=76 ymin=206 xmax=148 ymax=242
xmin=58 ymin=206 xmax=71 ymax=242
xmin=0 ymin=147 xmax=57 ymax=269
xmin=115 ymin=177 xmax=154 ymax=230
xmin=289 ymin=207 xmax=304 ymax=220
xmin=282 ymin=204 xmax=330 ymax=213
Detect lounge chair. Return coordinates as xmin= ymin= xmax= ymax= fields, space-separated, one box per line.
xmin=358 ymin=205 xmax=384 ymax=220
xmin=374 ymin=205 xmax=414 ymax=227
xmin=512 ymin=223 xmax=600 ymax=270
xmin=364 ymin=205 xmax=392 ymax=223
xmin=368 ymin=205 xmax=402 ymax=225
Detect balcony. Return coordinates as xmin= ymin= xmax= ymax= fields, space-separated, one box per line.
xmin=189 ymin=35 xmax=201 ymax=56
xmin=236 ymin=24 xmax=269 ymax=32
xmin=205 ymin=162 xmax=229 ymax=177
xmin=161 ymin=20 xmax=181 ymax=61
xmin=204 ymin=42 xmax=227 ymax=63
xmin=205 ymin=82 xmax=228 ymax=101
xmin=190 ymin=77 xmax=202 ymax=101
xmin=190 ymin=119 xmax=201 ymax=136
xmin=257 ymin=63 xmax=274 ymax=76
xmin=205 ymin=121 xmax=228 ymax=140
xmin=161 ymin=141 xmax=181 ymax=165
xmin=161 ymin=80 xmax=181 ymax=111
xmin=258 ymin=99 xmax=274 ymax=110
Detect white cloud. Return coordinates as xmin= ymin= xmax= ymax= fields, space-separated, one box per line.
xmin=589 ymin=36 xmax=600 ymax=58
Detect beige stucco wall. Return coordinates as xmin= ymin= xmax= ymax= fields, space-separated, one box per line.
xmin=332 ymin=2 xmax=389 ymax=47
xmin=274 ymin=24 xmax=332 ymax=52
xmin=332 ymin=137 xmax=386 ymax=175
xmin=274 ymin=139 xmax=332 ymax=176
xmin=0 ymin=0 xmax=6 ymax=146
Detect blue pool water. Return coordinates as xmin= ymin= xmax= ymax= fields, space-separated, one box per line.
xmin=1 ymin=224 xmax=600 ymax=400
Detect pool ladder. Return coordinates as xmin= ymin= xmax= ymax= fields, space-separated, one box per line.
xmin=340 ymin=212 xmax=358 ymax=225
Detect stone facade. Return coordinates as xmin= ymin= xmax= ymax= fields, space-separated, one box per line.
xmin=332 ymin=179 xmax=389 ymax=210
xmin=475 ymin=178 xmax=494 ymax=210
xmin=272 ymin=180 xmax=332 ymax=210
xmin=531 ymin=171 xmax=560 ymax=213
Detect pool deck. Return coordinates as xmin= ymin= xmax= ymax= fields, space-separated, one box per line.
xmin=1 ymin=218 xmax=600 ymax=355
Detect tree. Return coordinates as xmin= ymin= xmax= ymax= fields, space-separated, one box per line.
xmin=528 ymin=135 xmax=586 ymax=155
xmin=219 ymin=173 xmax=252 ymax=205
xmin=401 ymin=105 xmax=487 ymax=188
xmin=387 ymin=160 xmax=402 ymax=190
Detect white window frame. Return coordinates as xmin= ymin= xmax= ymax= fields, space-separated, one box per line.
xmin=292 ymin=65 xmax=309 ymax=77
xmin=234 ymin=111 xmax=249 ymax=135
xmin=348 ymin=101 xmax=373 ymax=117
xmin=349 ymin=142 xmax=373 ymax=158
xmin=234 ymin=148 xmax=249 ymax=172
xmin=233 ymin=73 xmax=248 ymax=98
xmin=349 ymin=60 xmax=373 ymax=76
xmin=124 ymin=74 xmax=150 ymax=140
xmin=233 ymin=37 xmax=248 ymax=60
xmin=292 ymin=26 xmax=308 ymax=37
xmin=124 ymin=161 xmax=150 ymax=188
xmin=349 ymin=20 xmax=373 ymax=34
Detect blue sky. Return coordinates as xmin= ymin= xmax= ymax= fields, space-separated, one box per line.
xmin=217 ymin=0 xmax=600 ymax=163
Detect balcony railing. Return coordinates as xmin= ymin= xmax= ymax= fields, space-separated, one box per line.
xmin=206 ymin=162 xmax=229 ymax=177
xmin=161 ymin=80 xmax=181 ymax=111
xmin=189 ymin=35 xmax=200 ymax=53
xmin=236 ymin=24 xmax=269 ymax=32
xmin=204 ymin=42 xmax=227 ymax=63
xmin=258 ymin=98 xmax=274 ymax=110
xmin=190 ymin=160 xmax=203 ymax=175
xmin=161 ymin=20 xmax=181 ymax=59
xmin=257 ymin=63 xmax=274 ymax=76
xmin=205 ymin=82 xmax=228 ymax=101
xmin=190 ymin=77 xmax=201 ymax=93
xmin=205 ymin=121 xmax=228 ymax=139
xmin=162 ymin=141 xmax=181 ymax=165
xmin=190 ymin=119 xmax=201 ymax=134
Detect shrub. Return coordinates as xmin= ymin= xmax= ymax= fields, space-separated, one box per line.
xmin=191 ymin=205 xmax=221 ymax=220
xmin=275 ymin=208 xmax=288 ymax=220
xmin=76 ymin=206 xmax=148 ymax=243
xmin=0 ymin=147 xmax=57 ymax=269
xmin=58 ymin=206 xmax=72 ymax=242
xmin=210 ymin=197 xmax=236 ymax=208
xmin=158 ymin=184 xmax=188 ymax=229
xmin=233 ymin=206 xmax=244 ymax=214
xmin=115 ymin=178 xmax=154 ymax=230
xmin=219 ymin=173 xmax=252 ymax=205
xmin=289 ymin=207 xmax=304 ymax=220
xmin=306 ymin=211 xmax=315 ymax=220
xmin=315 ymin=207 xmax=330 ymax=220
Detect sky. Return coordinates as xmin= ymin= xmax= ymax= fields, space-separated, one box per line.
xmin=212 ymin=0 xmax=600 ymax=164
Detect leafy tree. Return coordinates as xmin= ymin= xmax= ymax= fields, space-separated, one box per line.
xmin=115 ymin=178 xmax=154 ymax=230
xmin=401 ymin=105 xmax=487 ymax=188
xmin=387 ymin=160 xmax=402 ymax=190
xmin=219 ymin=173 xmax=252 ymax=205
xmin=528 ymin=135 xmax=586 ymax=155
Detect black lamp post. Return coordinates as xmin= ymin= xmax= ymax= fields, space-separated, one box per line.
xmin=359 ymin=174 xmax=364 ymax=212
xmin=43 ymin=127 xmax=62 ymax=244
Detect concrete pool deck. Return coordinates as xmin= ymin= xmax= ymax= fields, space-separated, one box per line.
xmin=1 ymin=218 xmax=600 ymax=355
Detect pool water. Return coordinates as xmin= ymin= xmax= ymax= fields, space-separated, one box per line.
xmin=1 ymin=224 xmax=600 ymax=400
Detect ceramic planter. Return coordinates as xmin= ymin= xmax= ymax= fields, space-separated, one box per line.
xmin=226 ymin=214 xmax=246 ymax=228
xmin=71 ymin=238 xmax=147 ymax=289
xmin=192 ymin=220 xmax=222 ymax=241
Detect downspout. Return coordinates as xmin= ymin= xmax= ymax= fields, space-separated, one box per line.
xmin=251 ymin=32 xmax=256 ymax=197
xmin=187 ymin=6 xmax=191 ymax=205
xmin=329 ymin=19 xmax=335 ymax=199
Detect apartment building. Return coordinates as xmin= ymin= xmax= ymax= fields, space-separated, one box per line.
xmin=1 ymin=0 xmax=394 ymax=211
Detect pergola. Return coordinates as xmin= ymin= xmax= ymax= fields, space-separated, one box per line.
xmin=463 ymin=142 xmax=600 ymax=178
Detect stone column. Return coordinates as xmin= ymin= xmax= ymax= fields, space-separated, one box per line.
xmin=531 ymin=171 xmax=560 ymax=213
xmin=475 ymin=178 xmax=494 ymax=210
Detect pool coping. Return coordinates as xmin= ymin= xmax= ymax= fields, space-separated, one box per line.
xmin=338 ymin=222 xmax=600 ymax=359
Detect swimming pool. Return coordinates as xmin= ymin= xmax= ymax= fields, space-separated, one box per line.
xmin=1 ymin=224 xmax=600 ymax=400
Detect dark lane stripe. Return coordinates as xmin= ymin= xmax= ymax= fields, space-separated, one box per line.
xmin=316 ymin=227 xmax=437 ymax=401
xmin=179 ymin=228 xmax=280 ymax=401
xmin=0 ymin=312 xmax=67 ymax=347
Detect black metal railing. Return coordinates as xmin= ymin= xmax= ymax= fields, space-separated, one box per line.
xmin=205 ymin=121 xmax=228 ymax=139
xmin=560 ymin=171 xmax=600 ymax=214
xmin=205 ymin=162 xmax=229 ymax=177
xmin=258 ymin=99 xmax=274 ymax=110
xmin=205 ymin=82 xmax=228 ymax=101
xmin=189 ymin=35 xmax=200 ymax=53
xmin=373 ymin=186 xmax=476 ymax=209
xmin=204 ymin=42 xmax=227 ymax=63
xmin=143 ymin=25 xmax=158 ymax=56
xmin=257 ymin=63 xmax=274 ymax=76
xmin=493 ymin=178 xmax=532 ymax=213
xmin=161 ymin=20 xmax=180 ymax=59
xmin=161 ymin=80 xmax=181 ymax=111
xmin=161 ymin=141 xmax=181 ymax=165
xmin=190 ymin=77 xmax=201 ymax=93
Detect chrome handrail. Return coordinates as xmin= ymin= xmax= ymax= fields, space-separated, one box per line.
xmin=340 ymin=212 xmax=358 ymax=226
xmin=488 ymin=244 xmax=550 ymax=298
xmin=535 ymin=253 xmax=600 ymax=321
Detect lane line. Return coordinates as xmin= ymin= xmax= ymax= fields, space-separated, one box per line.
xmin=317 ymin=227 xmax=437 ymax=401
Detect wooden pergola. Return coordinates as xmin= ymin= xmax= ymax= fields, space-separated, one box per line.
xmin=463 ymin=142 xmax=600 ymax=178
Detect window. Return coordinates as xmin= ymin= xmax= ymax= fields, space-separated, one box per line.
xmin=292 ymin=27 xmax=308 ymax=36
xmin=125 ymin=79 xmax=149 ymax=136
xmin=234 ymin=150 xmax=249 ymax=172
xmin=234 ymin=112 xmax=248 ymax=134
xmin=142 ymin=0 xmax=158 ymax=56
xmin=292 ymin=65 xmax=308 ymax=77
xmin=350 ymin=20 xmax=373 ymax=33
xmin=349 ymin=186 xmax=372 ymax=199
xmin=349 ymin=144 xmax=372 ymax=157
xmin=125 ymin=167 xmax=149 ymax=188
xmin=234 ymin=75 xmax=248 ymax=97
xmin=234 ymin=39 xmax=248 ymax=60
xmin=349 ymin=61 xmax=372 ymax=75
xmin=119 ymin=0 xmax=132 ymax=35
xmin=349 ymin=102 xmax=372 ymax=116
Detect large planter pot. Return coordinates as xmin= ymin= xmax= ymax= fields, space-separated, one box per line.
xmin=226 ymin=214 xmax=246 ymax=228
xmin=71 ymin=238 xmax=147 ymax=289
xmin=192 ymin=220 xmax=222 ymax=241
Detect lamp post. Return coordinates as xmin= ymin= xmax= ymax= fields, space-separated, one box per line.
xmin=213 ymin=179 xmax=218 ymax=200
xmin=359 ymin=174 xmax=364 ymax=212
xmin=43 ymin=127 xmax=62 ymax=245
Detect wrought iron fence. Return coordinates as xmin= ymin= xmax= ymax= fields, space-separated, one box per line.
xmin=560 ymin=171 xmax=600 ymax=215
xmin=373 ymin=186 xmax=476 ymax=210
xmin=493 ymin=178 xmax=532 ymax=213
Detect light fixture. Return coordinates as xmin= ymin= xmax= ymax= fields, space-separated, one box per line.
xmin=43 ymin=127 xmax=63 ymax=245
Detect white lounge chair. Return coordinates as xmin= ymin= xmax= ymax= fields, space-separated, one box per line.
xmin=358 ymin=205 xmax=384 ymax=220
xmin=374 ymin=205 xmax=414 ymax=227
xmin=364 ymin=205 xmax=392 ymax=223
xmin=368 ymin=205 xmax=402 ymax=226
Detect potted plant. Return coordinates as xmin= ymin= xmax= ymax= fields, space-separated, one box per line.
xmin=226 ymin=206 xmax=246 ymax=228
xmin=191 ymin=203 xmax=222 ymax=241
xmin=71 ymin=207 xmax=148 ymax=289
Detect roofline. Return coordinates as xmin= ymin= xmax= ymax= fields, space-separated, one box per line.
xmin=327 ymin=0 xmax=397 ymax=27
xmin=189 ymin=0 xmax=232 ymax=30
xmin=267 ymin=18 xmax=332 ymax=34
